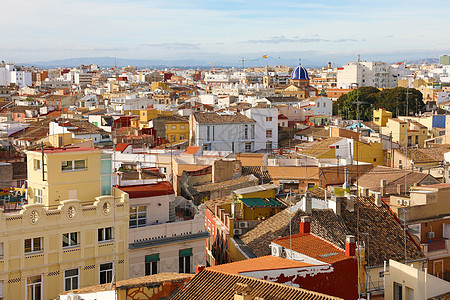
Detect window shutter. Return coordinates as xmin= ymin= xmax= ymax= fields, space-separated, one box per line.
xmin=179 ymin=248 xmax=192 ymax=257
xmin=145 ymin=254 xmax=160 ymax=263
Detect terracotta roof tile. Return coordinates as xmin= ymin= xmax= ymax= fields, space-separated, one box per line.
xmin=193 ymin=112 xmax=255 ymax=124
xmin=194 ymin=175 xmax=258 ymax=193
xmin=273 ymin=233 xmax=350 ymax=264
xmin=166 ymin=269 xmax=342 ymax=300
xmin=207 ymin=255 xmax=313 ymax=274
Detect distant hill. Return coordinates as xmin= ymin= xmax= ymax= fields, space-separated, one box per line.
xmin=405 ymin=58 xmax=439 ymax=65
xmin=20 ymin=57 xmax=223 ymax=69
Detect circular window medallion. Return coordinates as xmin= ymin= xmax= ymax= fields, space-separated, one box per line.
xmin=67 ymin=206 xmax=76 ymax=219
xmin=103 ymin=202 xmax=111 ymax=215
xmin=29 ymin=210 xmax=39 ymax=224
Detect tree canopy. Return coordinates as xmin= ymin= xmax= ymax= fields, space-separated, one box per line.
xmin=332 ymin=87 xmax=424 ymax=121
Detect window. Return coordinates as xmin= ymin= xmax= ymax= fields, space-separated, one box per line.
xmin=64 ymin=268 xmax=79 ymax=291
xmin=317 ymin=102 xmax=320 ymax=107
xmin=35 ymin=189 xmax=42 ymax=204
xmin=99 ymin=262 xmax=113 ymax=284
xmin=27 ymin=275 xmax=42 ymax=300
xmin=172 ymin=125 xmax=176 ymax=129
xmin=180 ymin=125 xmax=185 ymax=129
xmin=130 ymin=206 xmax=146 ymax=228
xmin=25 ymin=237 xmax=42 ymax=254
xmin=62 ymin=232 xmax=79 ymax=248
xmin=179 ymin=249 xmax=193 ymax=273
xmin=145 ymin=254 xmax=159 ymax=275
xmin=180 ymin=134 xmax=185 ymax=140
xmin=266 ymin=130 xmax=272 ymax=138
xmin=245 ymin=143 xmax=252 ymax=153
xmin=0 ymin=243 xmax=3 ymax=259
xmin=98 ymin=227 xmax=113 ymax=242
xmin=243 ymin=125 xmax=249 ymax=139
xmin=0 ymin=280 xmax=3 ymax=299
xmin=323 ymin=102 xmax=326 ymax=107
xmin=266 ymin=117 xmax=272 ymax=122
xmin=266 ymin=141 xmax=272 ymax=150
xmin=61 ymin=160 xmax=86 ymax=172
xmin=171 ymin=135 xmax=176 ymax=142
xmin=34 ymin=159 xmax=42 ymax=171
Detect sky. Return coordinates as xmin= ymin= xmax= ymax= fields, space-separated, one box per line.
xmin=1 ymin=0 xmax=449 ymax=66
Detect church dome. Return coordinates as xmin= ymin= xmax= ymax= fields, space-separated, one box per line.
xmin=290 ymin=65 xmax=310 ymax=80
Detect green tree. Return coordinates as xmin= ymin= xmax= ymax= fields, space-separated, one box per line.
xmin=333 ymin=86 xmax=424 ymax=120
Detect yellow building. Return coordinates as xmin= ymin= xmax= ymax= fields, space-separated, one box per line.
xmin=138 ymin=109 xmax=174 ymax=129
xmin=301 ymin=137 xmax=384 ymax=166
xmin=0 ymin=147 xmax=129 ymax=299
xmin=373 ymin=108 xmax=392 ymax=127
xmin=380 ymin=118 xmax=428 ymax=147
xmin=151 ymin=82 xmax=169 ymax=91
xmin=161 ymin=116 xmax=189 ymax=143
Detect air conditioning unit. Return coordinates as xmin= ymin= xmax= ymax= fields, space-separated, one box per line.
xmin=403 ymin=200 xmax=410 ymax=206
xmin=239 ymin=221 xmax=249 ymax=229
xmin=426 ymin=231 xmax=435 ymax=239
xmin=233 ymin=229 xmax=242 ymax=236
xmin=397 ymin=199 xmax=403 ymax=206
xmin=271 ymin=245 xmax=283 ymax=257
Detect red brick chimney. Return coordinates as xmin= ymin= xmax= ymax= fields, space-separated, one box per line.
xmin=300 ymin=216 xmax=310 ymax=234
xmin=345 ymin=235 xmax=356 ymax=257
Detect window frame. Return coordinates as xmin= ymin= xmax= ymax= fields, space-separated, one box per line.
xmin=99 ymin=262 xmax=113 ymax=284
xmin=98 ymin=227 xmax=113 ymax=243
xmin=26 ymin=275 xmax=42 ymax=300
xmin=62 ymin=232 xmax=79 ymax=248
xmin=64 ymin=268 xmax=79 ymax=292
xmin=61 ymin=160 xmax=86 ymax=172
xmin=266 ymin=129 xmax=272 ymax=139
xmin=35 ymin=188 xmax=43 ymax=204
xmin=24 ymin=237 xmax=43 ymax=254
xmin=129 ymin=205 xmax=147 ymax=228
xmin=179 ymin=252 xmax=192 ymax=274
xmin=34 ymin=159 xmax=42 ymax=171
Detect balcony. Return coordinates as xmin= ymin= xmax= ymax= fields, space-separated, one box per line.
xmin=422 ymin=238 xmax=450 ymax=258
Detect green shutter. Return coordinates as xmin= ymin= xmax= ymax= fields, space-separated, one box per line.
xmin=145 ymin=254 xmax=160 ymax=263
xmin=179 ymin=248 xmax=192 ymax=257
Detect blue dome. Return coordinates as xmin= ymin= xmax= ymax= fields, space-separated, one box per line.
xmin=290 ymin=65 xmax=310 ymax=80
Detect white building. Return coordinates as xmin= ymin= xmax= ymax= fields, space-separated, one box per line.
xmin=0 ymin=63 xmax=32 ymax=87
xmin=308 ymin=96 xmax=333 ymax=116
xmin=242 ymin=106 xmax=278 ymax=151
xmin=190 ymin=112 xmax=256 ymax=153
xmin=337 ymin=61 xmax=398 ymax=89
xmin=117 ymin=182 xmax=207 ymax=278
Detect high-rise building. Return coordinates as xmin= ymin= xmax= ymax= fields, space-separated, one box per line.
xmin=440 ymin=55 xmax=450 ymax=65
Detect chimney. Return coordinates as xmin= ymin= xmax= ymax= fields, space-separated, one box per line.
xmin=233 ymin=283 xmax=253 ymax=300
xmin=380 ymin=179 xmax=386 ymax=197
xmin=303 ymin=192 xmax=312 ymax=214
xmin=375 ymin=193 xmax=382 ymax=207
xmin=345 ymin=235 xmax=356 ymax=257
xmin=300 ymin=216 xmax=310 ymax=234
xmin=195 ymin=265 xmax=205 ymax=274
xmin=329 ymin=195 xmax=342 ymax=216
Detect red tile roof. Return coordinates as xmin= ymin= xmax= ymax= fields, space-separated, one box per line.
xmin=118 ymin=181 xmax=174 ymax=198
xmin=208 ymin=255 xmax=314 ymax=274
xmin=273 ymin=233 xmax=350 ymax=264
xmin=115 ymin=143 xmax=131 ymax=152
xmin=32 ymin=147 xmax=100 ymax=154
xmin=183 ymin=146 xmax=201 ymax=155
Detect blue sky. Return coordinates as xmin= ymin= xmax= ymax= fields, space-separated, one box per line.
xmin=1 ymin=0 xmax=449 ymax=66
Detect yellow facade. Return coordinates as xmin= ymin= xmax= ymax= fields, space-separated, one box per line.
xmin=354 ymin=140 xmax=384 ymax=166
xmin=373 ymin=108 xmax=392 ymax=127
xmin=381 ymin=119 xmax=428 ymax=147
xmin=139 ymin=109 xmax=174 ymax=129
xmin=151 ymin=82 xmax=169 ymax=91
xmin=26 ymin=148 xmax=102 ymax=207
xmin=0 ymin=148 xmax=129 ymax=300
xmin=165 ymin=121 xmax=189 ymax=142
